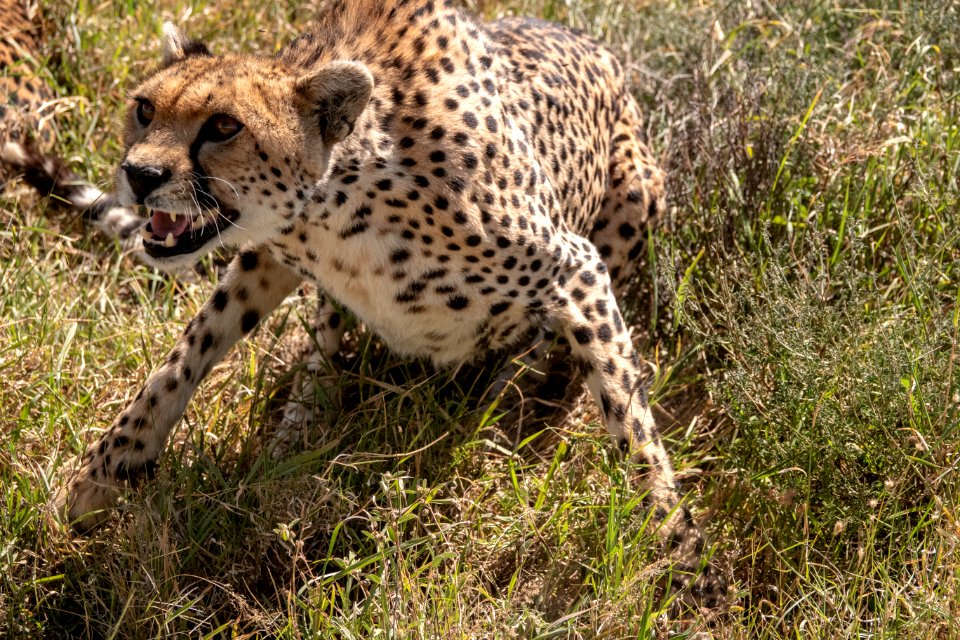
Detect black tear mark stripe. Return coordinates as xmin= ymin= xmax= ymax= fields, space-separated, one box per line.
xmin=188 ymin=129 xmax=217 ymax=209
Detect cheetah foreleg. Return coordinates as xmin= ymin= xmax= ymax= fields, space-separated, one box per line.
xmin=54 ymin=247 xmax=301 ymax=531
xmin=272 ymin=294 xmax=346 ymax=455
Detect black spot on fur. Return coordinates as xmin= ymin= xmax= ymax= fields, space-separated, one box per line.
xmin=447 ymin=295 xmax=469 ymax=310
xmin=240 ymin=251 xmax=259 ymax=271
xmin=572 ymin=326 xmax=593 ymax=344
xmin=241 ymin=310 xmax=260 ymax=333
xmin=213 ymin=290 xmax=229 ymax=312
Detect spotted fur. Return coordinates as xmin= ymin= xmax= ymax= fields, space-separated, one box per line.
xmin=55 ymin=0 xmax=724 ymax=607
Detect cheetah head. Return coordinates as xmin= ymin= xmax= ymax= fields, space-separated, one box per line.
xmin=118 ymin=24 xmax=374 ymax=269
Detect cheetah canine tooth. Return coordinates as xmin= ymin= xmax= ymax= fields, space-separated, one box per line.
xmin=164 ymin=232 xmax=176 ymax=247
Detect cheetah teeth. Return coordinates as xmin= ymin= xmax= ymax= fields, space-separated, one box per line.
xmin=164 ymin=233 xmax=176 ymax=247
xmin=139 ymin=226 xmax=151 ymax=240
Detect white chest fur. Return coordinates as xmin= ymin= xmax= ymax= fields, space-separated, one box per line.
xmin=267 ymin=214 xmax=494 ymax=365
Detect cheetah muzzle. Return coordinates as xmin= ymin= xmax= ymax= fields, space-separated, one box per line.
xmin=55 ymin=0 xmax=728 ymax=611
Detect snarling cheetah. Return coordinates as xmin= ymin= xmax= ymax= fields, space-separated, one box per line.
xmin=56 ymin=0 xmax=724 ymax=606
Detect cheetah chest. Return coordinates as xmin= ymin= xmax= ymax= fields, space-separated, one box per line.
xmin=268 ymin=222 xmax=502 ymax=364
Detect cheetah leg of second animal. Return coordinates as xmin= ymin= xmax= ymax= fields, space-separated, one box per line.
xmin=272 ymin=294 xmax=346 ymax=455
xmin=55 ymin=247 xmax=301 ymax=530
xmin=548 ymin=239 xmax=724 ymax=607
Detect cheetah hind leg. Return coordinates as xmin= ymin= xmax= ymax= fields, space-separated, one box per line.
xmin=586 ymin=104 xmax=727 ymax=609
xmin=271 ymin=294 xmax=346 ymax=458
xmin=547 ymin=239 xmax=726 ymax=610
xmin=589 ymin=101 xmax=665 ymax=297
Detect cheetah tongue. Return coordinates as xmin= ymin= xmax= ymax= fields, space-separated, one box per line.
xmin=150 ymin=210 xmax=191 ymax=238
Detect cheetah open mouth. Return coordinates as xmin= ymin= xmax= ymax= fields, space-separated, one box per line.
xmin=140 ymin=208 xmax=240 ymax=258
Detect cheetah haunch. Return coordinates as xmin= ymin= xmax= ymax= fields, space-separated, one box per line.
xmin=56 ymin=0 xmax=723 ymax=607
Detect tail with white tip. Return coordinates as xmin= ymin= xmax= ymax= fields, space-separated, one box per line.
xmin=2 ymin=139 xmax=143 ymax=241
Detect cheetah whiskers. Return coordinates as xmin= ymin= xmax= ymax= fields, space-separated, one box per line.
xmin=190 ymin=173 xmax=248 ymax=245
xmin=200 ymin=174 xmax=241 ymax=202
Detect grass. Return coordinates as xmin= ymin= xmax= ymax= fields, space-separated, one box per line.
xmin=2 ymin=0 xmax=959 ymax=637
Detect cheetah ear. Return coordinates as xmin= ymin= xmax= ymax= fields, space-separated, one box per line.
xmin=160 ymin=22 xmax=211 ymax=67
xmin=296 ymin=61 xmax=374 ymax=145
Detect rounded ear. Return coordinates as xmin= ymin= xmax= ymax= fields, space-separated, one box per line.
xmin=296 ymin=61 xmax=374 ymax=145
xmin=161 ymin=22 xmax=211 ymax=67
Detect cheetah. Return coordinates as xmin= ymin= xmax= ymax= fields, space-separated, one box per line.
xmin=55 ymin=0 xmax=724 ymax=606
xmin=0 ymin=0 xmax=142 ymax=240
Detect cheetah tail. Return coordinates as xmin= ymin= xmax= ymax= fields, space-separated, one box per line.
xmin=1 ymin=139 xmax=144 ymax=242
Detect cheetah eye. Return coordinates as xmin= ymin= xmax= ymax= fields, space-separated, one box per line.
xmin=203 ymin=114 xmax=244 ymax=142
xmin=136 ymin=99 xmax=155 ymax=126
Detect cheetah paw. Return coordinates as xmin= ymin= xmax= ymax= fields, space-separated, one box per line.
xmin=51 ymin=459 xmax=120 ymax=533
xmin=669 ymin=561 xmax=729 ymax=612
xmin=270 ymin=402 xmax=315 ymax=458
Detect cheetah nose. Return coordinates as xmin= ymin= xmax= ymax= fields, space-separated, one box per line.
xmin=121 ymin=162 xmax=171 ymax=204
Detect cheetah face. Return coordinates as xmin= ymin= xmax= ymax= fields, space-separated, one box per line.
xmin=119 ymin=98 xmax=245 ymax=264
xmin=116 ymin=24 xmax=373 ymax=270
